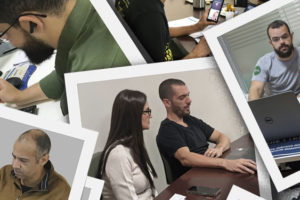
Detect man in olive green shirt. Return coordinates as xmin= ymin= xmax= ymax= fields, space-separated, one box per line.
xmin=0 ymin=0 xmax=129 ymax=115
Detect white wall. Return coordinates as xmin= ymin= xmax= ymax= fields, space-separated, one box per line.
xmin=76 ymin=66 xmax=249 ymax=192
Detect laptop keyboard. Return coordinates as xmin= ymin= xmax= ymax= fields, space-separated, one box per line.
xmin=269 ymin=138 xmax=300 ymax=158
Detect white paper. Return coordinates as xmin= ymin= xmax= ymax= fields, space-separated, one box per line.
xmin=227 ymin=185 xmax=265 ymax=200
xmin=169 ymin=193 xmax=186 ymax=200
xmin=169 ymin=17 xmax=214 ymax=42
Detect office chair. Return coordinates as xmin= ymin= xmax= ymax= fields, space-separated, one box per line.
xmin=106 ymin=0 xmax=153 ymax=63
xmin=87 ymin=151 xmax=102 ymax=177
xmin=159 ymin=151 xmax=176 ymax=184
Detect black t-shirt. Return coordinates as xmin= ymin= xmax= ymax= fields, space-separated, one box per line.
xmin=116 ymin=0 xmax=173 ymax=62
xmin=156 ymin=115 xmax=214 ymax=180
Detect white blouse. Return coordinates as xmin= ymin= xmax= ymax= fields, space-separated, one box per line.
xmin=101 ymin=145 xmax=155 ymax=200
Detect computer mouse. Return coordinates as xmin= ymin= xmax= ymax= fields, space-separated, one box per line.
xmin=6 ymin=77 xmax=23 ymax=89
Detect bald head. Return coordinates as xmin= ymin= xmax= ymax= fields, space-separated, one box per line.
xmin=17 ymin=129 xmax=51 ymax=161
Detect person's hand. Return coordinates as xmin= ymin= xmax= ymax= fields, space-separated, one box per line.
xmin=204 ymin=147 xmax=223 ymax=158
xmin=191 ymin=37 xmax=211 ymax=58
xmin=195 ymin=9 xmax=217 ymax=30
xmin=0 ymin=79 xmax=22 ymax=103
xmin=223 ymin=159 xmax=257 ymax=174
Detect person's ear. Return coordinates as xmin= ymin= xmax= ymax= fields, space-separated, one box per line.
xmin=39 ymin=154 xmax=49 ymax=166
xmin=162 ymin=98 xmax=171 ymax=108
xmin=268 ymin=39 xmax=273 ymax=47
xmin=18 ymin=15 xmax=45 ymax=34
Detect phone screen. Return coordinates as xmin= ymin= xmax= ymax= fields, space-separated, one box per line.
xmin=187 ymin=186 xmax=221 ymax=196
xmin=207 ymin=0 xmax=225 ymax=22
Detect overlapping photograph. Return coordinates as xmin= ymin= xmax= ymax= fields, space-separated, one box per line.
xmin=204 ymin=0 xmax=300 ymax=192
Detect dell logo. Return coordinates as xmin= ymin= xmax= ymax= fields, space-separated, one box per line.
xmin=264 ymin=116 xmax=273 ymax=124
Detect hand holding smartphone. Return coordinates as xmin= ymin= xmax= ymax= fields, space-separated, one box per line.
xmin=207 ymin=0 xmax=225 ymax=23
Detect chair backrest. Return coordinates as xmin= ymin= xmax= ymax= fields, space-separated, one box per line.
xmin=106 ymin=0 xmax=153 ymax=63
xmin=159 ymin=151 xmax=175 ymax=184
xmin=88 ymin=151 xmax=102 ymax=177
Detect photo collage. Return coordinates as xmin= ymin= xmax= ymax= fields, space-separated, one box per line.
xmin=0 ymin=0 xmax=300 ymax=199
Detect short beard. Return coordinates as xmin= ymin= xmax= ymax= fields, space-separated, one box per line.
xmin=171 ymin=105 xmax=190 ymax=119
xmin=21 ymin=30 xmax=54 ymax=64
xmin=274 ymin=43 xmax=294 ymax=58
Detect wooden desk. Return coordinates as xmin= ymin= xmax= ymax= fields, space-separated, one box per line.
xmin=154 ymin=134 xmax=259 ymax=200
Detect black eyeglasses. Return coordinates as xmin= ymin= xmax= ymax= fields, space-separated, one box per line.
xmin=0 ymin=13 xmax=47 ymax=43
xmin=142 ymin=108 xmax=152 ymax=115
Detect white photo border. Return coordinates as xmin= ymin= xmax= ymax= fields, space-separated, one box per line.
xmin=204 ymin=0 xmax=300 ymax=192
xmin=0 ymin=106 xmax=99 ymax=200
xmin=84 ymin=177 xmax=104 ymax=200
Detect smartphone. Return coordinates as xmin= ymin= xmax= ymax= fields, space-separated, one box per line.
xmin=187 ymin=186 xmax=221 ymax=196
xmin=207 ymin=0 xmax=225 ymax=23
xmin=19 ymin=105 xmax=38 ymax=115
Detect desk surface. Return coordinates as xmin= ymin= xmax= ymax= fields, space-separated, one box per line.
xmin=154 ymin=134 xmax=259 ymax=200
xmin=0 ymin=50 xmax=66 ymax=122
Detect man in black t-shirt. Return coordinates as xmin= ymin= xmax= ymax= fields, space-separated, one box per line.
xmin=116 ymin=0 xmax=215 ymax=62
xmin=157 ymin=79 xmax=257 ymax=181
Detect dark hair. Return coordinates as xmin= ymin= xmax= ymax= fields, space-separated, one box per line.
xmin=159 ymin=78 xmax=185 ymax=100
xmin=97 ymin=89 xmax=157 ymax=192
xmin=18 ymin=129 xmax=51 ymax=161
xmin=267 ymin=20 xmax=291 ymax=39
xmin=0 ymin=0 xmax=68 ymax=24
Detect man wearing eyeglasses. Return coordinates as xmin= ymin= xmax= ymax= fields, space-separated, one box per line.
xmin=0 ymin=0 xmax=130 ymax=116
xmin=0 ymin=129 xmax=70 ymax=199
xmin=248 ymin=20 xmax=300 ymax=100
xmin=157 ymin=79 xmax=257 ymax=181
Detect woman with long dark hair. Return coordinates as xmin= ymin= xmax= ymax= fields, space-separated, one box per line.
xmin=97 ymin=89 xmax=157 ymax=200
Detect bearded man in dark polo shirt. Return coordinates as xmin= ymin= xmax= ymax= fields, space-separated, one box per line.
xmin=0 ymin=0 xmax=129 ymax=115
xmin=156 ymin=78 xmax=257 ymax=181
xmin=0 ymin=129 xmax=70 ymax=200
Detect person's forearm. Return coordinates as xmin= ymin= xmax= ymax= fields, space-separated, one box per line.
xmin=215 ymin=134 xmax=230 ymax=153
xmin=169 ymin=23 xmax=205 ymax=38
xmin=14 ymin=83 xmax=48 ymax=105
xmin=180 ymin=151 xmax=226 ymax=169
xmin=248 ymin=81 xmax=264 ymax=101
xmin=183 ymin=37 xmax=211 ymax=59
xmin=183 ymin=47 xmax=208 ymax=59
xmin=183 ymin=51 xmax=197 ymax=59
xmin=248 ymin=90 xmax=261 ymax=101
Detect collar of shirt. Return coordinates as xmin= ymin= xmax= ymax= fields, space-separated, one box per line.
xmin=11 ymin=160 xmax=52 ymax=192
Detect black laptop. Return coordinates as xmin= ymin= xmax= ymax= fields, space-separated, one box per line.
xmin=248 ymin=92 xmax=300 ymax=142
